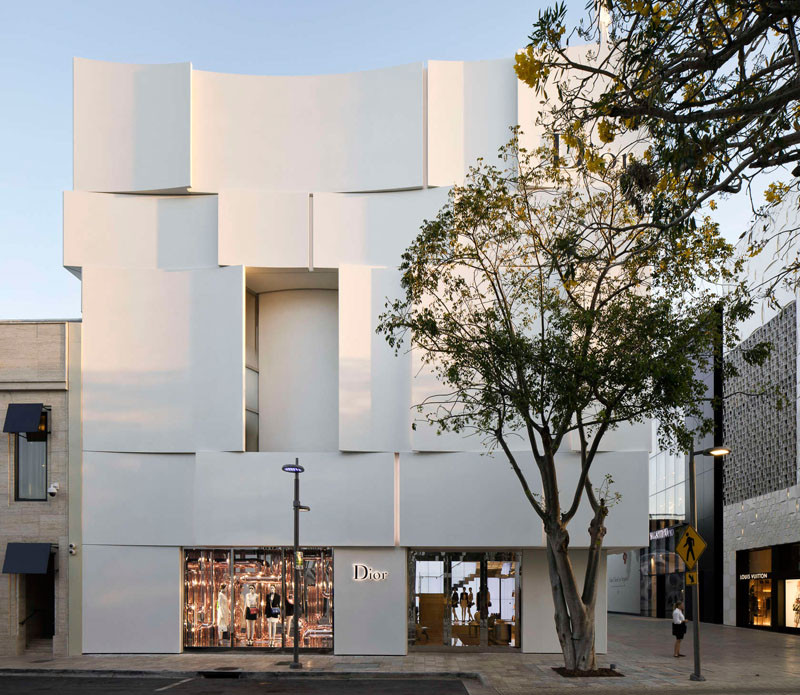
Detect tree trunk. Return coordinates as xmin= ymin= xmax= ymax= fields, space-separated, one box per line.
xmin=545 ymin=527 xmax=599 ymax=672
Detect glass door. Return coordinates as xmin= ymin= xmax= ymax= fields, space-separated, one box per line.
xmin=409 ymin=550 xmax=520 ymax=649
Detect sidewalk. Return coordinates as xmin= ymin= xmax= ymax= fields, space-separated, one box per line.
xmin=1 ymin=614 xmax=797 ymax=693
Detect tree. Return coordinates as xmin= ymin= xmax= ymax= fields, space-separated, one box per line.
xmin=514 ymin=0 xmax=800 ymax=291
xmin=377 ymin=135 xmax=751 ymax=671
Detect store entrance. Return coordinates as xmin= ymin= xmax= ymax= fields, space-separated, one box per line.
xmin=410 ymin=551 xmax=520 ymax=649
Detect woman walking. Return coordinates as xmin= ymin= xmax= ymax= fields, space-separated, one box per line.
xmin=672 ymin=601 xmax=687 ymax=657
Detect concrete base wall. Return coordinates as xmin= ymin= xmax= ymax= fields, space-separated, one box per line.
xmin=522 ymin=549 xmax=607 ymax=654
xmin=333 ymin=547 xmax=407 ymax=655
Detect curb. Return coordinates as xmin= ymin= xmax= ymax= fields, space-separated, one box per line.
xmin=0 ymin=668 xmax=487 ymax=685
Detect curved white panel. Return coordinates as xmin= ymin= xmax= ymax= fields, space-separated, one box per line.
xmin=259 ymin=289 xmax=338 ymax=451
xmin=399 ymin=450 xmax=645 ymax=548
xmin=399 ymin=451 xmax=544 ymax=548
xmin=193 ymin=452 xmax=394 ymax=547
xmin=219 ymin=190 xmax=309 ymax=267
xmin=74 ymin=58 xmax=190 ymax=193
xmin=82 ymin=453 xmax=195 ymax=545
xmin=64 ymin=191 xmax=217 ymax=270
xmin=428 ymin=59 xmax=518 ymax=186
xmin=83 ymin=545 xmax=181 ymax=653
xmin=339 ymin=266 xmax=411 ymax=451
xmin=191 ymin=64 xmax=424 ymax=192
xmin=313 ymin=187 xmax=450 ymax=268
xmin=82 ymin=265 xmax=245 ymax=453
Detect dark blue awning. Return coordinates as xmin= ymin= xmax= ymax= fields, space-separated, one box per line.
xmin=2 ymin=543 xmax=52 ymax=574
xmin=3 ymin=403 xmax=44 ymax=433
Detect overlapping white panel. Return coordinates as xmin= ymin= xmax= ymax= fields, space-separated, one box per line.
xmin=83 ymin=545 xmax=181 ymax=653
xmin=259 ymin=289 xmax=338 ymax=451
xmin=63 ymin=191 xmax=217 ymax=270
xmin=193 ymin=452 xmax=394 ymax=547
xmin=314 ymin=187 xmax=449 ymax=269
xmin=568 ymin=420 xmax=651 ymax=453
xmin=428 ymin=59 xmax=518 ymax=186
xmin=554 ymin=451 xmax=649 ymax=550
xmin=82 ymin=265 xmax=245 ymax=453
xmin=339 ymin=266 xmax=411 ymax=452
xmin=398 ymin=451 xmax=545 ymax=547
xmin=192 ymin=64 xmax=424 ymax=192
xmin=410 ymin=344 xmax=508 ymax=452
xmin=74 ymin=58 xmax=190 ymax=192
xmin=82 ymin=453 xmax=195 ymax=545
xmin=219 ymin=190 xmax=309 ymax=267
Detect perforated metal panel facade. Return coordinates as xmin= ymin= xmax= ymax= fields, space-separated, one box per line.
xmin=723 ymin=302 xmax=797 ymax=505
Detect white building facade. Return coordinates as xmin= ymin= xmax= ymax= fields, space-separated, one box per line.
xmin=66 ymin=57 xmax=649 ymax=655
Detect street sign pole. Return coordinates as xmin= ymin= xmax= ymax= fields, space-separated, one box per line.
xmin=688 ymin=449 xmax=705 ymax=682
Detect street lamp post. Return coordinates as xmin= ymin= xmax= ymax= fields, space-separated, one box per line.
xmin=687 ymin=444 xmax=730 ymax=683
xmin=282 ymin=458 xmax=309 ymax=670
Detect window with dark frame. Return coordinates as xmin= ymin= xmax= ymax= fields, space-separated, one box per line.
xmin=14 ymin=409 xmax=48 ymax=501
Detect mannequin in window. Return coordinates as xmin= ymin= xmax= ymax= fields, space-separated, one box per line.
xmin=266 ymin=584 xmax=281 ymax=643
xmin=216 ymin=583 xmax=229 ymax=644
xmin=244 ymin=584 xmax=259 ymax=646
xmin=459 ymin=588 xmax=469 ymax=623
xmin=450 ymin=589 xmax=459 ymax=623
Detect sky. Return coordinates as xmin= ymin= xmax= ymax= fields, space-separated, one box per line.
xmin=0 ymin=0 xmax=770 ymax=320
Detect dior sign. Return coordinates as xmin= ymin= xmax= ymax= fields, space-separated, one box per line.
xmin=353 ymin=564 xmax=388 ymax=581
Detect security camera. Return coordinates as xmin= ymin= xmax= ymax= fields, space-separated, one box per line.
xmin=69 ymin=543 xmax=77 ymax=556
xmin=47 ymin=482 xmax=59 ymax=497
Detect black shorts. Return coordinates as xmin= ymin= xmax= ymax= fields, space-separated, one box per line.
xmin=672 ymin=622 xmax=686 ymax=639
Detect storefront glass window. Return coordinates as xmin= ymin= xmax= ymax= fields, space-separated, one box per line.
xmin=184 ymin=549 xmax=232 ymax=647
xmin=783 ymin=579 xmax=800 ymax=629
xmin=410 ymin=551 xmax=519 ymax=649
xmin=747 ymin=578 xmax=772 ymax=626
xmin=183 ymin=547 xmax=332 ymax=650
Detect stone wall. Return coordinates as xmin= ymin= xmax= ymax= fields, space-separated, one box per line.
xmin=722 ymin=484 xmax=800 ymax=625
xmin=0 ymin=322 xmax=72 ymax=656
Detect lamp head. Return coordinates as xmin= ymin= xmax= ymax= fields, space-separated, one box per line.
xmin=703 ymin=446 xmax=731 ymax=457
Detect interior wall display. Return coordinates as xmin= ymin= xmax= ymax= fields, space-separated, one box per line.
xmin=746 ymin=577 xmax=772 ymax=627
xmin=785 ymin=579 xmax=800 ymax=629
xmin=409 ymin=551 xmax=519 ymax=649
xmin=183 ymin=547 xmax=332 ymax=650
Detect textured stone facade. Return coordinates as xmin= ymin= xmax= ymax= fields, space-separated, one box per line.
xmin=0 ymin=322 xmax=77 ymax=656
xmin=723 ymin=302 xmax=797 ymax=505
xmin=721 ymin=300 xmax=800 ymax=626
xmin=722 ymin=484 xmax=800 ymax=625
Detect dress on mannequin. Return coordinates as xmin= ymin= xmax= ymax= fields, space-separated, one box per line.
xmin=266 ymin=587 xmax=282 ymax=643
xmin=216 ymin=586 xmax=229 ymax=643
xmin=244 ymin=586 xmax=259 ymax=646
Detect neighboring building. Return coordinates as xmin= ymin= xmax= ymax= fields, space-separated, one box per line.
xmin=615 ymin=309 xmax=725 ymax=624
xmin=0 ymin=320 xmax=81 ymax=656
xmin=66 ymin=57 xmax=650 ymax=656
xmin=723 ymin=301 xmax=800 ymax=634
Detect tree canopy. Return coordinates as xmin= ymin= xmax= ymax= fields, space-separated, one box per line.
xmin=515 ymin=0 xmax=800 ymax=289
xmin=377 ymin=135 xmax=755 ymax=669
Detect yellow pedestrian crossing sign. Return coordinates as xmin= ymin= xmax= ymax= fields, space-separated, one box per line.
xmin=676 ymin=525 xmax=706 ymax=569
xmin=686 ymin=571 xmax=698 ymax=586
